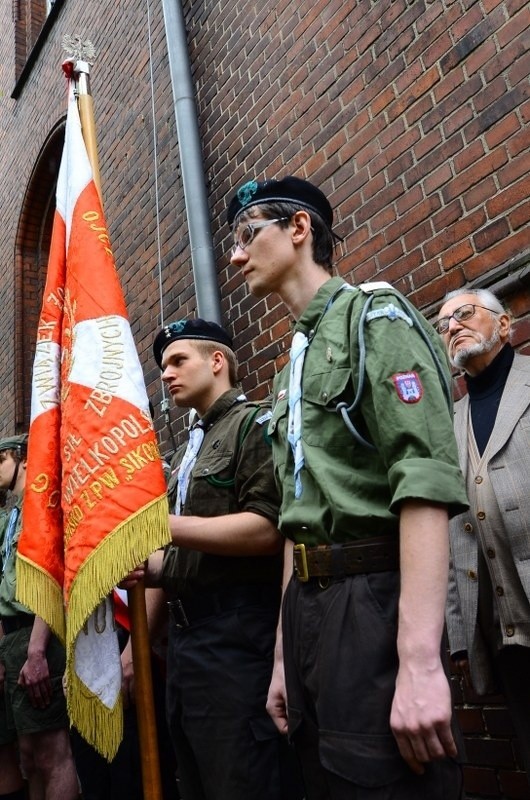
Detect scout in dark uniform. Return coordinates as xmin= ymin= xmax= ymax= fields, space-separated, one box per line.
xmin=0 ymin=434 xmax=78 ymax=799
xmin=133 ymin=319 xmax=303 ymax=800
xmin=228 ymin=176 xmax=469 ymax=799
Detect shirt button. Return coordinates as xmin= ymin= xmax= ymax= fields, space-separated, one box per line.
xmin=464 ymin=523 xmax=473 ymax=533
xmin=487 ymin=548 xmax=496 ymax=559
xmin=505 ymin=625 xmax=515 ymax=637
xmin=495 ymin=586 xmax=504 ymax=596
xmin=467 ymin=570 xmax=477 ymax=581
xmin=322 ymin=392 xmax=328 ymax=401
xmin=475 ymin=476 xmax=483 ymax=484
xmin=477 ymin=511 xmax=486 ymax=520
xmin=201 ymin=468 xmax=209 ymax=475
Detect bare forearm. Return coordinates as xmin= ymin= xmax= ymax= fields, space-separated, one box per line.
xmin=274 ymin=538 xmax=294 ymax=662
xmin=397 ymin=500 xmax=448 ymax=662
xmin=391 ymin=499 xmax=456 ymax=772
xmin=27 ymin=616 xmax=52 ymax=657
xmin=267 ymin=538 xmax=293 ymax=734
xmin=168 ymin=511 xmax=281 ymax=556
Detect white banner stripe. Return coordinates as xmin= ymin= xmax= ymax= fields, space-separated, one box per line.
xmin=30 ymin=340 xmax=61 ymax=422
xmin=68 ymin=316 xmax=149 ymax=412
xmin=57 ymin=89 xmax=92 ymax=249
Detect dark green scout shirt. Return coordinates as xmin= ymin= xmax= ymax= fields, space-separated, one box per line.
xmin=268 ymin=277 xmax=468 ymax=547
xmin=162 ymin=389 xmax=282 ymax=596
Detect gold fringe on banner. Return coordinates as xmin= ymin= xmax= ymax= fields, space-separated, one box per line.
xmin=67 ymin=659 xmax=123 ymax=761
xmin=66 ymin=493 xmax=170 ymax=641
xmin=66 ymin=493 xmax=170 ymax=759
xmin=15 ymin=557 xmax=66 ymax=644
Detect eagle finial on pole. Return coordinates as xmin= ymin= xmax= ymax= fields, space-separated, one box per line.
xmin=61 ymin=35 xmax=97 ymax=63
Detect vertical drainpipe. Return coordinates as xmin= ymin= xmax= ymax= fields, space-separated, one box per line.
xmin=161 ymin=0 xmax=222 ymax=324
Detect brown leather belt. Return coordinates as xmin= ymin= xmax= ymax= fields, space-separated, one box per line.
xmin=293 ymin=535 xmax=399 ymax=582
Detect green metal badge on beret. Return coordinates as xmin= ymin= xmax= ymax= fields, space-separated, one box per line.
xmin=237 ymin=181 xmax=258 ymax=206
xmin=165 ymin=320 xmax=186 ymax=338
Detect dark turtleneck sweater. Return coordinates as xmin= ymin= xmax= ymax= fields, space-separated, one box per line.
xmin=465 ymin=343 xmax=514 ymax=456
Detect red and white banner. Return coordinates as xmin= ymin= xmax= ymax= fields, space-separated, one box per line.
xmin=16 ymin=80 xmax=170 ymax=759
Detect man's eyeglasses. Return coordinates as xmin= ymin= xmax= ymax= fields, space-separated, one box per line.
xmin=435 ymin=303 xmax=500 ymax=334
xmin=231 ymin=218 xmax=288 ymax=256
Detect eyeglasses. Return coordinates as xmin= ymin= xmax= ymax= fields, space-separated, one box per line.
xmin=231 ymin=218 xmax=288 ymax=256
xmin=435 ymin=303 xmax=500 ymax=334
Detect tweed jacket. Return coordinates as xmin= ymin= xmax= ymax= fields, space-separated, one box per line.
xmin=446 ymin=353 xmax=530 ymax=694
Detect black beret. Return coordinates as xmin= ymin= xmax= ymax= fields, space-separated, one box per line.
xmin=227 ymin=175 xmax=334 ymax=230
xmin=153 ymin=319 xmax=234 ymax=368
xmin=0 ymin=434 xmax=29 ymax=454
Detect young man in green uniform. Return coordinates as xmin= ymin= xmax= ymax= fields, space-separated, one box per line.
xmin=133 ymin=319 xmax=303 ymax=800
xmin=0 ymin=435 xmax=78 ymax=800
xmin=228 ymin=176 xmax=468 ymax=799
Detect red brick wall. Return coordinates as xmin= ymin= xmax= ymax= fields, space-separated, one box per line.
xmin=0 ymin=1 xmax=529 ymax=795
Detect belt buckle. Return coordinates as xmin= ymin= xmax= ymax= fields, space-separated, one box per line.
xmin=294 ymin=543 xmax=309 ymax=583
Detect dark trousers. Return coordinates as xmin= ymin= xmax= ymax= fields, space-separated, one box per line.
xmin=495 ymin=645 xmax=530 ymax=784
xmin=282 ymin=572 xmax=465 ymax=800
xmin=166 ymin=602 xmax=304 ymax=800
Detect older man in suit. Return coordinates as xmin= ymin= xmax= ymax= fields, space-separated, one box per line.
xmin=437 ymin=287 xmax=530 ymax=782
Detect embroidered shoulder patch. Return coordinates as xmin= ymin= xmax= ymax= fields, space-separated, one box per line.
xmin=392 ymin=372 xmax=423 ymax=404
xmin=256 ymin=411 xmax=272 ymax=425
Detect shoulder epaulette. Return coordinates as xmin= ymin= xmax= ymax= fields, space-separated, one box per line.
xmin=358 ymin=281 xmax=394 ymax=294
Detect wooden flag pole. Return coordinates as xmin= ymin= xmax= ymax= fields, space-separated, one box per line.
xmin=67 ymin=48 xmax=163 ymax=800
xmin=128 ymin=581 xmax=164 ymax=800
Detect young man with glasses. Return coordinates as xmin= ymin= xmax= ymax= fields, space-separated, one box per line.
xmin=437 ymin=288 xmax=530 ymax=785
xmin=228 ymin=175 xmax=468 ymax=800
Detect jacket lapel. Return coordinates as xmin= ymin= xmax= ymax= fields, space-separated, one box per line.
xmin=486 ymin=354 xmax=530 ymax=459
xmin=453 ymin=394 xmax=469 ymax=473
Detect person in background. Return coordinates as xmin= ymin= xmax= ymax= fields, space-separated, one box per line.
xmin=0 ymin=479 xmax=25 ymax=800
xmin=437 ymin=287 xmax=530 ymax=785
xmin=228 ymin=175 xmax=468 ymax=799
xmin=0 ymin=434 xmax=78 ymax=800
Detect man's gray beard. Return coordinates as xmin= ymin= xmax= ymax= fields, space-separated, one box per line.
xmin=451 ymin=326 xmax=500 ymax=370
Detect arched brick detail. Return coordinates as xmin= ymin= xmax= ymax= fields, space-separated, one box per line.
xmin=13 ymin=0 xmax=47 ymax=81
xmin=14 ymin=120 xmax=64 ymax=430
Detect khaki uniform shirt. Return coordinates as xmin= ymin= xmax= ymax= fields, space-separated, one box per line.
xmin=0 ymin=495 xmax=32 ymax=617
xmin=269 ymin=277 xmax=468 ymax=546
xmin=162 ymin=389 xmax=282 ymax=596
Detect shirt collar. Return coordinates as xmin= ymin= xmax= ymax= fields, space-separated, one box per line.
xmin=199 ymin=388 xmax=246 ymax=430
xmin=294 ymin=277 xmax=346 ymax=336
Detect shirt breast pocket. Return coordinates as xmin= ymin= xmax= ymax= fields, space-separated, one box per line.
xmin=302 ymin=366 xmax=353 ymax=449
xmin=188 ymin=450 xmax=236 ymax=515
xmin=193 ymin=450 xmax=234 ymax=486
